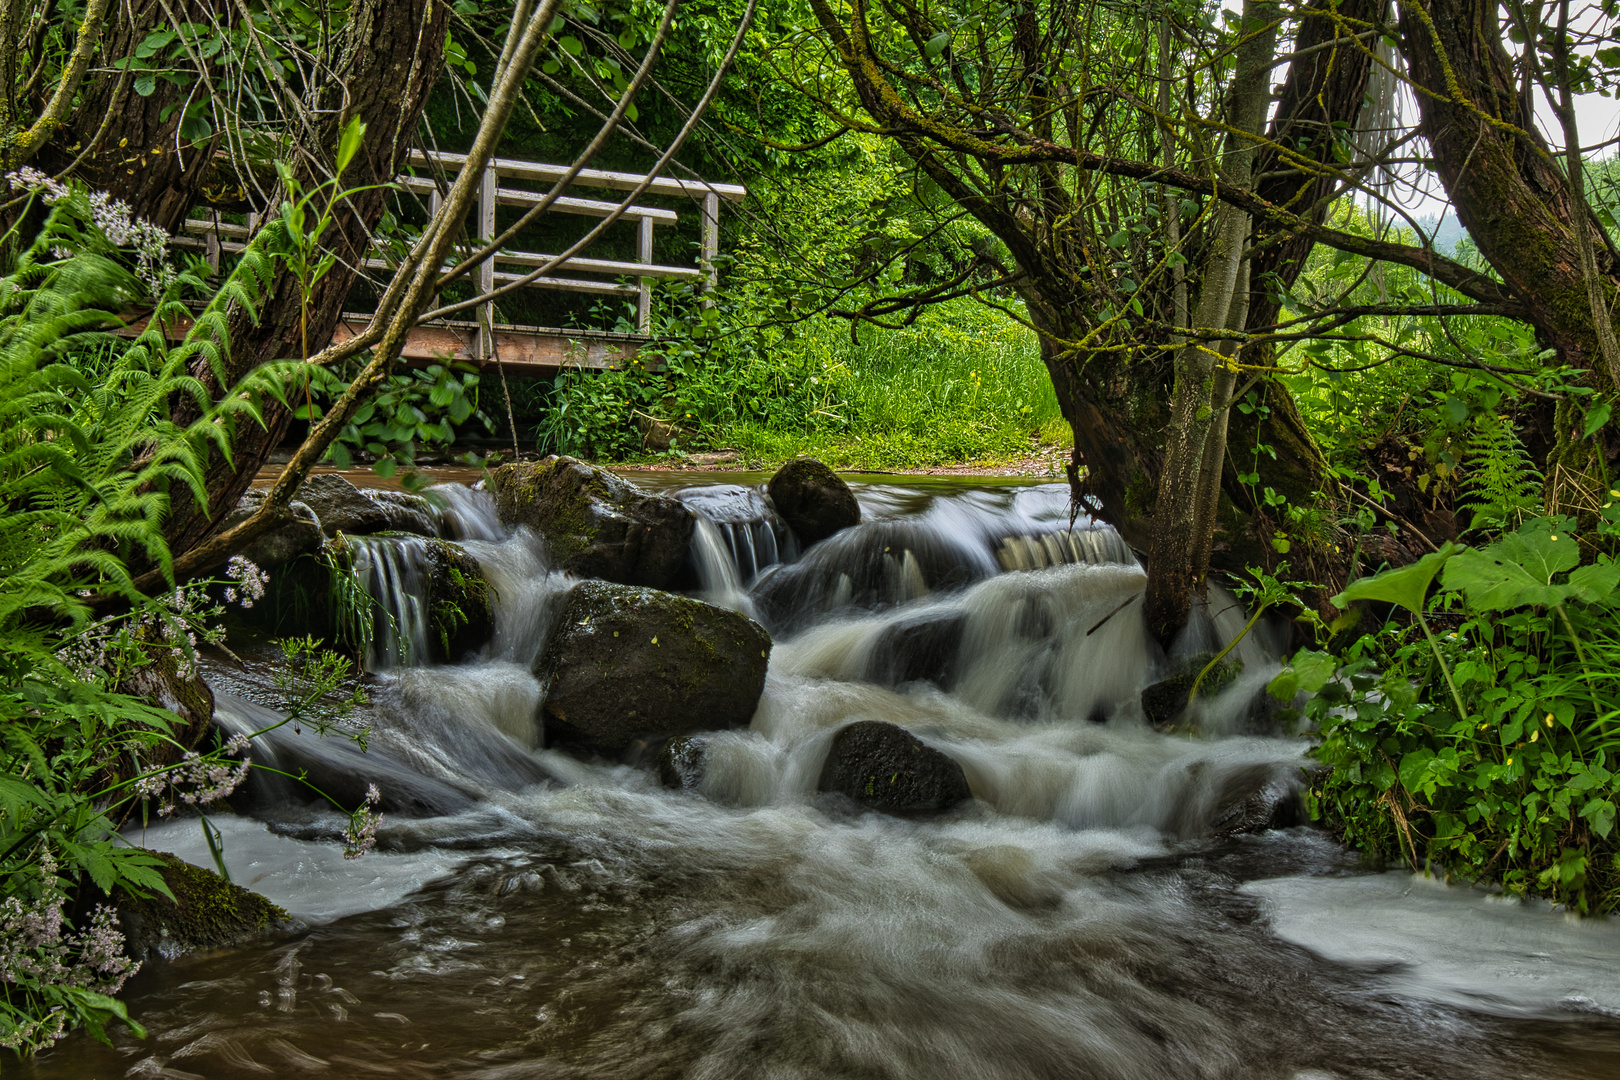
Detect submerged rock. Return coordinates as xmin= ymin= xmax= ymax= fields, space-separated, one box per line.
xmin=817 ymin=720 xmax=972 ymax=815
xmin=116 ymin=851 xmax=294 ymax=962
xmin=536 ymin=581 xmax=770 ymax=757
xmin=656 ymin=734 xmax=710 ymax=791
xmin=865 ymin=612 xmax=966 ymax=688
xmin=767 ymin=458 xmax=860 ymax=545
xmin=1208 ymin=764 xmax=1309 ymax=838
xmin=423 ymin=539 xmax=494 ymax=661
xmin=490 ymin=456 xmax=694 ymax=588
xmin=300 ymin=473 xmax=437 ymax=537
xmin=1140 ymin=652 xmax=1239 ymax=728
xmin=222 ymin=489 xmax=322 ymax=568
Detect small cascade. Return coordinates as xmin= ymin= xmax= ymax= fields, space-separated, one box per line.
xmin=429 ymin=482 xmax=505 ymax=541
xmin=675 ymin=484 xmax=797 ymax=596
xmin=348 ymin=536 xmax=433 ymax=670
xmin=750 ymin=484 xmax=1136 ymax=633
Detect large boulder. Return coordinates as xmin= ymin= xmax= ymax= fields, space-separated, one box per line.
xmin=300 ymin=473 xmax=437 ymax=538
xmin=116 ymin=851 xmax=294 ymax=962
xmin=222 ymin=489 xmax=322 ymax=568
xmin=535 ymin=581 xmax=770 ymax=757
xmin=489 ymin=457 xmax=694 ymax=588
xmin=424 ymin=538 xmax=495 ymax=661
xmin=767 ymin=458 xmax=860 ymax=545
xmin=817 ymin=720 xmax=972 ymax=815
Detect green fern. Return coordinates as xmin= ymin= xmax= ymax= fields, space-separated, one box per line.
xmin=0 ymin=189 xmax=295 ymax=630
xmin=1460 ymin=411 xmax=1542 ymax=532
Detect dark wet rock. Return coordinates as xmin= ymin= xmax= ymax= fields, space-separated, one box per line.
xmin=423 ymin=539 xmax=494 ymax=661
xmin=864 ymin=612 xmax=966 ymax=688
xmin=767 ymin=458 xmax=860 ymax=545
xmin=298 ymin=473 xmax=436 ymax=538
xmin=1140 ymin=652 xmax=1239 ymax=728
xmin=116 ymin=851 xmax=294 ymax=962
xmin=364 ymin=488 xmax=439 ymax=537
xmin=817 ymin=720 xmax=972 ymax=815
xmin=222 ymin=489 xmax=322 ymax=568
xmin=657 ymin=734 xmax=710 ymax=791
xmin=490 ymin=456 xmax=695 ymax=589
xmin=1208 ymin=764 xmax=1309 ymax=838
xmin=535 ymin=581 xmax=770 ymax=757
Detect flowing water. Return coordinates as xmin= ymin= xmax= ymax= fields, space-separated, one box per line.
xmin=26 ymin=476 xmax=1620 ymax=1079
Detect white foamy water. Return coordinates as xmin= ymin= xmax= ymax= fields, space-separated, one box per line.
xmin=1246 ymin=872 xmax=1620 ymax=1016
xmin=123 ymin=815 xmax=473 ymax=924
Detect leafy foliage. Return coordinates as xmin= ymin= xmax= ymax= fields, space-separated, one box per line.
xmin=1281 ymin=506 xmax=1620 ymax=912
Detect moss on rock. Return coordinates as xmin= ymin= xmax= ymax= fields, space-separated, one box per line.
xmin=116 ymin=851 xmax=294 ymax=962
xmin=535 ymin=580 xmax=771 ymax=757
xmin=489 ymin=456 xmax=695 ymax=588
xmin=424 ymin=539 xmax=494 ymax=661
xmin=1140 ymin=652 xmax=1239 ymax=729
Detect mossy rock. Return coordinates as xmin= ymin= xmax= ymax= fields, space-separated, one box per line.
xmin=535 ymin=580 xmax=771 ymax=757
xmin=817 ymin=720 xmax=972 ymax=815
xmin=766 ymin=458 xmax=860 ymax=546
xmin=221 ymin=489 xmax=322 ymax=569
xmin=116 ymin=851 xmax=294 ymax=962
xmin=299 ymin=473 xmax=436 ymax=537
xmin=489 ymin=456 xmax=694 ymax=588
xmin=424 ymin=538 xmax=494 ymax=661
xmin=1140 ymin=652 xmax=1239 ymax=729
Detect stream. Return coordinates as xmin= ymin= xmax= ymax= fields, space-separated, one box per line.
xmin=24 ymin=474 xmax=1620 ymax=1080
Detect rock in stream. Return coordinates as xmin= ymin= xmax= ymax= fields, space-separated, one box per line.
xmin=535 ymin=581 xmax=770 ymax=757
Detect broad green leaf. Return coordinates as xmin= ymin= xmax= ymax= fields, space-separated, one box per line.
xmin=1441 ymin=518 xmax=1579 ymax=610
xmin=1568 ymin=558 xmax=1620 ymax=604
xmin=1584 ymin=401 xmax=1612 ymax=438
xmin=924 ymin=31 xmax=949 ymax=58
xmin=1333 ymin=541 xmax=1462 ymax=615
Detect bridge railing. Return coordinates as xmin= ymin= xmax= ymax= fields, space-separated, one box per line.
xmin=171 ymin=150 xmax=746 ymax=372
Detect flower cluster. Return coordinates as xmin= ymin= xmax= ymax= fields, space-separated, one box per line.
xmin=223 ymin=556 xmax=269 ymax=608
xmin=56 ymin=579 xmax=232 ymax=684
xmin=134 ymin=737 xmax=253 ymax=818
xmin=343 ymin=784 xmax=383 ymax=859
xmin=0 ymin=850 xmax=138 ymax=1053
xmin=6 ymin=168 xmax=176 ymax=299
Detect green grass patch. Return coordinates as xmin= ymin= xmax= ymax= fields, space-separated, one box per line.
xmin=715 ymin=301 xmax=1066 ymax=469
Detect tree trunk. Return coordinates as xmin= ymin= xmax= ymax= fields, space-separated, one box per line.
xmin=160 ymin=0 xmax=449 ymax=560
xmin=1403 ymin=0 xmax=1619 ymax=488
xmin=1142 ymin=0 xmax=1279 ymax=645
xmin=52 ymin=0 xmax=226 ymax=230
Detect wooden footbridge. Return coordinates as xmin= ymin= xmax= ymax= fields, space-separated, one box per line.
xmin=172 ymin=151 xmax=746 ymax=375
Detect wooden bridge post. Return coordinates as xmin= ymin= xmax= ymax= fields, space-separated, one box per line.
xmin=637 ymin=215 xmax=654 ymax=333
xmin=700 ymin=191 xmax=720 ymax=308
xmin=476 ymin=162 xmax=498 ymax=361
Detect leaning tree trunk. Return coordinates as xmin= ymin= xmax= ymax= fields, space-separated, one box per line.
xmin=160 ymin=0 xmax=449 ymax=560
xmin=50 ymin=0 xmax=227 ymax=231
xmin=1403 ymin=0 xmax=1620 ymax=486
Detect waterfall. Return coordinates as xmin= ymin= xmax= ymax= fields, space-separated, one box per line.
xmin=429 ymin=482 xmax=506 ymax=541
xmin=348 ymin=536 xmax=433 ymax=670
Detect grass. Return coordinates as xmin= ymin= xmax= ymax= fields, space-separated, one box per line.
xmin=716 ymin=300 xmax=1069 ymax=470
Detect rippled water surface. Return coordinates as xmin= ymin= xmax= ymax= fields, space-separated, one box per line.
xmin=26 ymin=475 xmax=1620 ymax=1080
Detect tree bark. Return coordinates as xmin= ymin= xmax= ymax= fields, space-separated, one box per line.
xmin=159 ymin=0 xmax=449 ymax=560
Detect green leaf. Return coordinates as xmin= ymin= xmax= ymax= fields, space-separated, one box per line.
xmin=559 ymin=34 xmax=584 ymax=55
xmin=1440 ymin=518 xmax=1579 ymax=610
xmin=336 ymin=117 xmax=366 ymax=174
xmin=1581 ymin=798 xmax=1616 ymax=840
xmin=1399 ymin=748 xmax=1436 ymax=793
xmin=1584 ymin=401 xmax=1612 ymax=438
xmin=924 ymin=31 xmax=949 ymax=58
xmin=1333 ymin=541 xmax=1463 ymax=615
xmin=1568 ymin=558 xmax=1620 ymax=604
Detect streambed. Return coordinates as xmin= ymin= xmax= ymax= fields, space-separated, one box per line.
xmin=25 ymin=475 xmax=1620 ymax=1080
